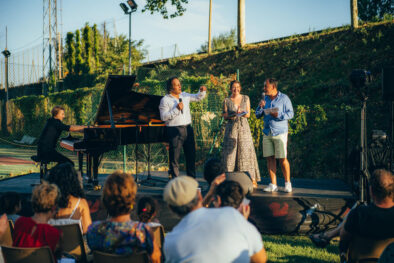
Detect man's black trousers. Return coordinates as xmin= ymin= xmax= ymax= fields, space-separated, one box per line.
xmin=167 ymin=125 xmax=196 ymax=178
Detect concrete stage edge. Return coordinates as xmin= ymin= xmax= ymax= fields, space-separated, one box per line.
xmin=0 ymin=171 xmax=355 ymax=235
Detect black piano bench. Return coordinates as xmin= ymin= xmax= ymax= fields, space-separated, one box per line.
xmin=30 ymin=155 xmax=51 ymax=183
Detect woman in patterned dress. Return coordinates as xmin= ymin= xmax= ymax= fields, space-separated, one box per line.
xmin=222 ymin=80 xmax=261 ymax=187
xmin=87 ymin=171 xmax=161 ymax=262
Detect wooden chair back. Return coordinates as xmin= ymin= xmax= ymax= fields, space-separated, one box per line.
xmin=348 ymin=235 xmax=394 ymax=263
xmin=0 ymin=220 xmax=13 ymax=247
xmin=93 ymin=250 xmax=149 ymax=263
xmin=1 ymin=245 xmax=55 ymax=263
xmin=54 ymin=223 xmax=88 ymax=263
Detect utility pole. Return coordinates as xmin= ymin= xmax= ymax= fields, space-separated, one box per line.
xmin=237 ymin=0 xmax=245 ymax=47
xmin=351 ymin=0 xmax=359 ymax=29
xmin=1 ymin=26 xmax=11 ymax=135
xmin=208 ymin=0 xmax=213 ymax=54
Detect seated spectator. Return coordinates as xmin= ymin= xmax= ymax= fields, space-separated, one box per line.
xmin=0 ymin=213 xmax=8 ymax=263
xmin=339 ymin=169 xmax=394 ymax=262
xmin=46 ymin=163 xmax=92 ymax=234
xmin=87 ymin=171 xmax=160 ymax=263
xmin=12 ymin=183 xmax=62 ymax=258
xmin=213 ymin=180 xmax=250 ymax=219
xmin=203 ymin=157 xmax=254 ymax=207
xmin=137 ymin=197 xmax=161 ymax=227
xmin=163 ymin=176 xmax=267 ymax=263
xmin=0 ymin=192 xmax=22 ymax=224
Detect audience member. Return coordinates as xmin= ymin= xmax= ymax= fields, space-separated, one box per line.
xmin=213 ymin=180 xmax=250 ymax=219
xmin=137 ymin=197 xmax=161 ymax=227
xmin=12 ymin=182 xmax=62 ymax=258
xmin=87 ymin=171 xmax=160 ymax=263
xmin=203 ymin=157 xmax=254 ymax=207
xmin=0 ymin=192 xmax=22 ymax=224
xmin=163 ymin=176 xmax=267 ymax=263
xmin=339 ymin=169 xmax=394 ymax=262
xmin=0 ymin=213 xmax=8 ymax=263
xmin=46 ymin=163 xmax=92 ymax=234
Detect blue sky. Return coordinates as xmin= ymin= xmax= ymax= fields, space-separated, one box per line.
xmin=0 ymin=0 xmax=350 ymax=61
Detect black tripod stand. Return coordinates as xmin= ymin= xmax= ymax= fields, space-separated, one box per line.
xmin=359 ymin=95 xmax=370 ymax=203
xmin=350 ymin=69 xmax=372 ymax=203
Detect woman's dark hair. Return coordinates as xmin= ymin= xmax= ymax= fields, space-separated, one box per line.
xmin=204 ymin=158 xmax=225 ymax=185
xmin=166 ymin=76 xmax=178 ymax=93
xmin=137 ymin=197 xmax=157 ymax=223
xmin=0 ymin=192 xmax=21 ymax=214
xmin=46 ymin=162 xmax=84 ymax=208
xmin=215 ymin=181 xmax=244 ymax=208
xmin=229 ymin=80 xmax=241 ymax=90
xmin=102 ymin=171 xmax=137 ymax=217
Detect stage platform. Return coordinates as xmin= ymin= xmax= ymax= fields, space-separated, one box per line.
xmin=0 ymin=171 xmax=355 ymax=235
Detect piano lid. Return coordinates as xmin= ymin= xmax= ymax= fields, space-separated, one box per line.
xmin=94 ymin=75 xmax=165 ymax=125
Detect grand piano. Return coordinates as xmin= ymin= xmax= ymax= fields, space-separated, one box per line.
xmin=60 ymin=75 xmax=167 ymax=186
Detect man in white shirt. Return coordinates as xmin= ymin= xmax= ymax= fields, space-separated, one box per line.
xmin=159 ymin=77 xmax=207 ymax=178
xmin=163 ymin=176 xmax=267 ymax=263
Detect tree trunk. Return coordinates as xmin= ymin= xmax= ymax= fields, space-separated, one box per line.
xmin=237 ymin=0 xmax=245 ymax=47
xmin=351 ymin=0 xmax=358 ymax=29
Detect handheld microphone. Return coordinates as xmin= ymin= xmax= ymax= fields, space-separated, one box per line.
xmin=179 ymin=98 xmax=183 ymax=114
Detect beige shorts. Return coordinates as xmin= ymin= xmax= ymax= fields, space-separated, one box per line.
xmin=263 ymin=132 xmax=288 ymax=159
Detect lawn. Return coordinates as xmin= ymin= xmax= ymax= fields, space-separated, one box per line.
xmin=264 ymin=235 xmax=339 ymax=262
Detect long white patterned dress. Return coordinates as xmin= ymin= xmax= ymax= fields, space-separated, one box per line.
xmin=221 ymin=95 xmax=261 ymax=182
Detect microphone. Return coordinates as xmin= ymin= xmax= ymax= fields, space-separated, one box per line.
xmin=179 ymin=98 xmax=183 ymax=114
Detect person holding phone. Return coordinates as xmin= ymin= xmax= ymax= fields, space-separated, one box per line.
xmin=222 ymin=80 xmax=260 ymax=188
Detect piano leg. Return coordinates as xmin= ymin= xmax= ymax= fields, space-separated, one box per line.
xmin=87 ymin=153 xmax=93 ymax=184
xmin=77 ymin=152 xmax=84 ymax=175
xmin=93 ymin=154 xmax=99 ymax=186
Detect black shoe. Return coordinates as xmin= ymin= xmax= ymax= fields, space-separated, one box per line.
xmin=309 ymin=233 xmax=330 ymax=248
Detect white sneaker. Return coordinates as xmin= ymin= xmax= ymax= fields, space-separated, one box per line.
xmin=263 ymin=183 xmax=278 ymax=192
xmin=284 ymin=182 xmax=292 ymax=193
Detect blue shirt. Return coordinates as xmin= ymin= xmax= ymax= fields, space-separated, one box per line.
xmin=255 ymin=91 xmax=294 ymax=136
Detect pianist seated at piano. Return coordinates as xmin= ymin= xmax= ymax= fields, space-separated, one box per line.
xmin=37 ymin=105 xmax=87 ymax=166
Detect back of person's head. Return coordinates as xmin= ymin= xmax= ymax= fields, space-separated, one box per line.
xmin=102 ymin=171 xmax=137 ymax=217
xmin=204 ymin=158 xmax=225 ymax=185
xmin=215 ymin=181 xmax=244 ymax=209
xmin=31 ymin=182 xmax=60 ymax=213
xmin=47 ymin=162 xmax=84 ymax=208
xmin=166 ymin=76 xmax=178 ymax=93
xmin=137 ymin=197 xmax=157 ymax=223
xmin=164 ymin=176 xmax=200 ymax=217
xmin=0 ymin=192 xmax=21 ymax=214
xmin=51 ymin=105 xmax=64 ymax=117
xmin=370 ymin=169 xmax=394 ymax=202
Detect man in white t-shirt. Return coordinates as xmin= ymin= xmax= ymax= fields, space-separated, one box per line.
xmin=163 ymin=176 xmax=267 ymax=263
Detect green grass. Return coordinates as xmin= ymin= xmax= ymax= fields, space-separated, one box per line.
xmin=263 ymin=235 xmax=339 ymax=263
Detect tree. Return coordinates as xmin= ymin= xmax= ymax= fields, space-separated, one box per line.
xmin=142 ymin=0 xmax=189 ymax=19
xmin=65 ymin=32 xmax=75 ymax=75
xmin=358 ymin=0 xmax=394 ymax=21
xmin=82 ymin=24 xmax=93 ymax=73
xmin=199 ymin=29 xmax=236 ymax=53
xmin=92 ymin=24 xmax=100 ymax=70
xmin=75 ymin=29 xmax=83 ymax=75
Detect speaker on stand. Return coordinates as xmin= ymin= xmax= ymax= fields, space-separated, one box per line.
xmin=382 ymin=67 xmax=394 ymax=171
